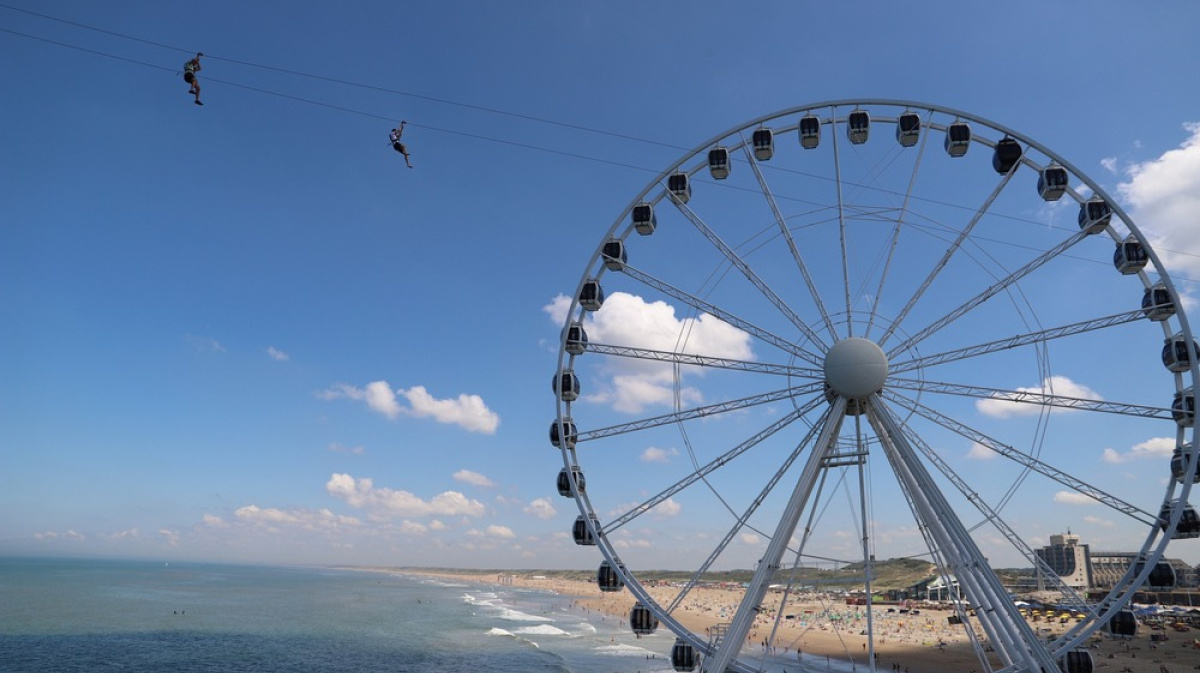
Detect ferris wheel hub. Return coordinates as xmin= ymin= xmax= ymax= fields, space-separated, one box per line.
xmin=824 ymin=337 xmax=889 ymax=399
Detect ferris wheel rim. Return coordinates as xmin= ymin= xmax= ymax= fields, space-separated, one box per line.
xmin=551 ymin=99 xmax=1199 ymax=673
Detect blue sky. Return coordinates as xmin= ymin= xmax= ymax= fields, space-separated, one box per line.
xmin=3 ymin=1 xmax=1200 ymax=571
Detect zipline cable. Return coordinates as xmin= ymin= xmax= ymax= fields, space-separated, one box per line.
xmin=0 ymin=1 xmax=686 ymax=152
xmin=0 ymin=25 xmax=177 ymax=74
xmin=0 ymin=26 xmax=660 ymax=175
xmin=4 ymin=21 xmax=1200 ymax=282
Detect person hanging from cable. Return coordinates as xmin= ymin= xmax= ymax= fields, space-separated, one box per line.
xmin=183 ymin=52 xmax=203 ymax=105
xmin=389 ymin=121 xmax=412 ymax=168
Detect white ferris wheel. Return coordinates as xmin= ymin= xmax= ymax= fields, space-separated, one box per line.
xmin=550 ymin=100 xmax=1199 ymax=673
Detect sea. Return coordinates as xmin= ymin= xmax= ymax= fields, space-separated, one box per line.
xmin=0 ymin=557 xmax=679 ymax=673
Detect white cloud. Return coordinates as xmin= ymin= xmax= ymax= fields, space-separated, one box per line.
xmin=328 ymin=443 xmax=365 ymax=455
xmin=966 ymin=442 xmax=996 ymax=460
xmin=235 ymin=505 xmax=300 ymax=525
xmin=453 ymin=469 xmax=495 ymax=487
xmin=234 ymin=504 xmax=362 ymax=530
xmin=319 ymin=382 xmax=499 ymax=434
xmin=202 ymin=514 xmax=227 ymax=527
xmin=267 ymin=346 xmax=289 ymax=362
xmin=429 ymin=519 xmax=446 ymax=531
xmin=186 ymin=334 xmax=225 ymax=353
xmin=613 ymin=538 xmax=652 ymax=549
xmin=609 ymin=497 xmax=682 ymax=520
xmin=1053 ymin=491 xmax=1099 ymax=506
xmin=465 ymin=526 xmax=517 ymax=542
xmin=326 ymin=473 xmax=486 ymax=519
xmin=487 ymin=525 xmax=517 ymax=539
xmin=543 ymin=291 xmax=753 ymax=414
xmin=34 ymin=529 xmax=85 ymax=541
xmin=975 ymin=376 xmax=1102 ymax=418
xmin=320 ymin=381 xmax=402 ymax=418
xmin=399 ymin=520 xmax=428 ymax=534
xmin=654 ymin=498 xmax=682 ymax=518
xmin=640 ymin=446 xmax=680 ymax=463
xmin=1131 ymin=437 xmax=1177 ymax=458
xmin=158 ymin=528 xmax=180 ymax=546
xmin=1083 ymin=515 xmax=1115 ymax=528
xmin=1118 ymin=122 xmax=1200 ymax=280
xmin=543 ymin=294 xmax=573 ymax=325
xmin=1101 ymin=437 xmax=1176 ymax=464
xmin=108 ymin=527 xmax=140 ymax=539
xmin=739 ymin=533 xmax=761 ymax=545
xmin=599 ymin=374 xmax=702 ymax=414
xmin=524 ymin=497 xmax=557 ymax=520
xmin=400 ymin=386 xmax=499 ymax=434
xmin=1100 ymin=157 xmax=1118 ymax=174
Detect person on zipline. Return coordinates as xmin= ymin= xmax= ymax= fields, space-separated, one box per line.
xmin=183 ymin=52 xmax=203 ymax=105
xmin=390 ymin=121 xmax=412 ymax=168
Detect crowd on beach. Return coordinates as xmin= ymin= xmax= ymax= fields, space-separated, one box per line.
xmin=398 ymin=569 xmax=1200 ymax=673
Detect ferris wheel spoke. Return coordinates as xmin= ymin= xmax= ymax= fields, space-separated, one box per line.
xmin=703 ymin=398 xmax=848 ymax=673
xmin=668 ymin=195 xmax=830 ymax=351
xmin=889 ymin=309 xmax=1147 ymax=374
xmin=886 ymin=375 xmax=1174 ymax=421
xmin=662 ymin=407 xmax=832 ymax=615
xmin=602 ymin=398 xmax=821 ymax=534
xmin=881 ymin=391 xmax=1158 ymax=525
xmin=885 ymin=228 xmax=1092 ymax=359
xmin=584 ymin=341 xmax=821 ymax=378
xmin=576 ymin=383 xmax=823 ymax=443
xmin=877 ymin=165 xmax=1021 ymax=348
xmin=737 ymin=136 xmax=839 ymax=339
xmin=830 ymin=111 xmax=855 ymax=336
xmin=867 ymin=399 xmax=1060 ymax=673
xmin=849 ymin=415 xmax=876 ymax=657
xmin=869 ymin=396 xmax=1096 ymax=612
xmin=620 ymin=263 xmax=824 ymax=366
xmin=865 ymin=111 xmax=934 ymax=339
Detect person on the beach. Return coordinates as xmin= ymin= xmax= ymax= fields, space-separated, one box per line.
xmin=183 ymin=52 xmax=203 ymax=105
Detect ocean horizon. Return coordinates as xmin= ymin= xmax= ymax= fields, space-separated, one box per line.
xmin=0 ymin=556 xmax=684 ymax=673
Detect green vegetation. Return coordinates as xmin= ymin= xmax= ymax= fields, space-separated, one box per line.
xmin=403 ymin=558 xmax=1031 ymax=592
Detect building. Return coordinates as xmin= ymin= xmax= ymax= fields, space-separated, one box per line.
xmin=1089 ymin=551 xmax=1198 ymax=590
xmin=1034 ymin=532 xmax=1092 ymax=590
xmin=1030 ymin=531 xmax=1197 ymax=594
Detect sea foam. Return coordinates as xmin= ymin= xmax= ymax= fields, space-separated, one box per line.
xmin=513 ymin=624 xmax=570 ymax=636
xmin=497 ymin=607 xmax=553 ymax=622
xmin=593 ymin=643 xmax=659 ymax=657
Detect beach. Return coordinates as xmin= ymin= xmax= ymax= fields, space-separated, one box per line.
xmin=398 ymin=568 xmax=1200 ymax=673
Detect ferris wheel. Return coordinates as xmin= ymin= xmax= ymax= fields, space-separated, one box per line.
xmin=550 ymin=100 xmax=1199 ymax=673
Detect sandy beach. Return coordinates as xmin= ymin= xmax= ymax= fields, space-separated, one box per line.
xmin=391 ymin=568 xmax=1200 ymax=673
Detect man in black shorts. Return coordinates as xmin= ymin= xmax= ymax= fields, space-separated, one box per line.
xmin=389 ymin=121 xmax=412 ymax=168
xmin=183 ymin=53 xmax=203 ymax=105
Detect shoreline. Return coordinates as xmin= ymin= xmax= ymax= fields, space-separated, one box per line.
xmin=370 ymin=568 xmax=1200 ymax=673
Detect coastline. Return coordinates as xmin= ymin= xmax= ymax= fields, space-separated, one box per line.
xmin=374 ymin=568 xmax=1200 ymax=673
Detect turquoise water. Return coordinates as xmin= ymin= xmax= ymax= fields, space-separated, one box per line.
xmin=0 ymin=557 xmax=677 ymax=673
